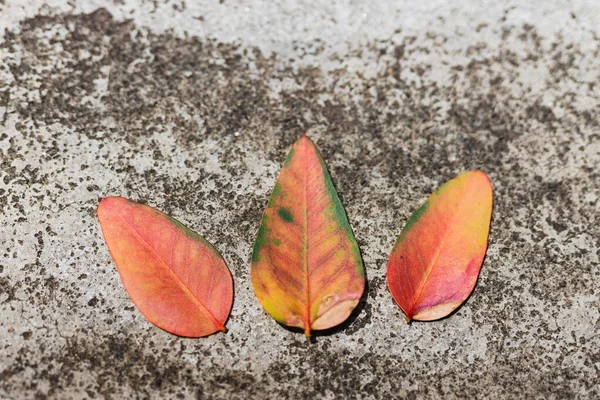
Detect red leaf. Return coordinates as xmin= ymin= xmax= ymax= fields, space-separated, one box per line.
xmin=387 ymin=171 xmax=493 ymax=321
xmin=97 ymin=197 xmax=233 ymax=337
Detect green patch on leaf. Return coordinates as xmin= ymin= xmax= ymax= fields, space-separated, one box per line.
xmin=252 ymin=215 xmax=269 ymax=263
xmin=396 ymin=201 xmax=430 ymax=245
xmin=316 ymin=149 xmax=365 ymax=277
xmin=278 ymin=208 xmax=294 ymax=223
xmin=268 ymin=183 xmax=282 ymax=207
xmin=283 ymin=148 xmax=295 ymax=168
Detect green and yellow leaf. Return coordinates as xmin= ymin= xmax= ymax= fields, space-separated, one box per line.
xmin=251 ymin=135 xmax=365 ymax=336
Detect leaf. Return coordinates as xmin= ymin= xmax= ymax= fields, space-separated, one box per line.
xmin=97 ymin=197 xmax=233 ymax=337
xmin=251 ymin=135 xmax=365 ymax=336
xmin=386 ymin=170 xmax=493 ymax=321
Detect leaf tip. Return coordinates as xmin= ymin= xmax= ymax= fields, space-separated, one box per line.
xmin=298 ymin=133 xmax=314 ymax=145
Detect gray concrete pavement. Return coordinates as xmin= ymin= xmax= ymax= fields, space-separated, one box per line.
xmin=1 ymin=1 xmax=599 ymax=398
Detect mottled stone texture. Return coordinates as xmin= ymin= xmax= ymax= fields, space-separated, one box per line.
xmin=0 ymin=1 xmax=599 ymax=399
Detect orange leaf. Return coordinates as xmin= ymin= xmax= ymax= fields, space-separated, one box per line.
xmin=251 ymin=135 xmax=365 ymax=336
xmin=387 ymin=171 xmax=493 ymax=321
xmin=97 ymin=197 xmax=233 ymax=337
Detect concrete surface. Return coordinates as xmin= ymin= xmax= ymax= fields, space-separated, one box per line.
xmin=1 ymin=1 xmax=599 ymax=399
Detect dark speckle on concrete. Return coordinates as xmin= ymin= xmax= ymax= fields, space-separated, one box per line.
xmin=0 ymin=2 xmax=599 ymax=399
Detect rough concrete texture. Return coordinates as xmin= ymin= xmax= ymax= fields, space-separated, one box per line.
xmin=1 ymin=0 xmax=599 ymax=398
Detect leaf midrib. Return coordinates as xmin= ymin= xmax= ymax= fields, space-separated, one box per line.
xmin=114 ymin=210 xmax=224 ymax=330
xmin=408 ymin=192 xmax=469 ymax=317
xmin=408 ymin=224 xmax=452 ymax=316
xmin=302 ymin=141 xmax=311 ymax=334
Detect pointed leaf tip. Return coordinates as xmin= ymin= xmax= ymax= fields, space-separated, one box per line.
xmin=98 ymin=197 xmax=234 ymax=337
xmin=387 ymin=170 xmax=493 ymax=321
xmin=251 ymin=136 xmax=365 ymax=334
